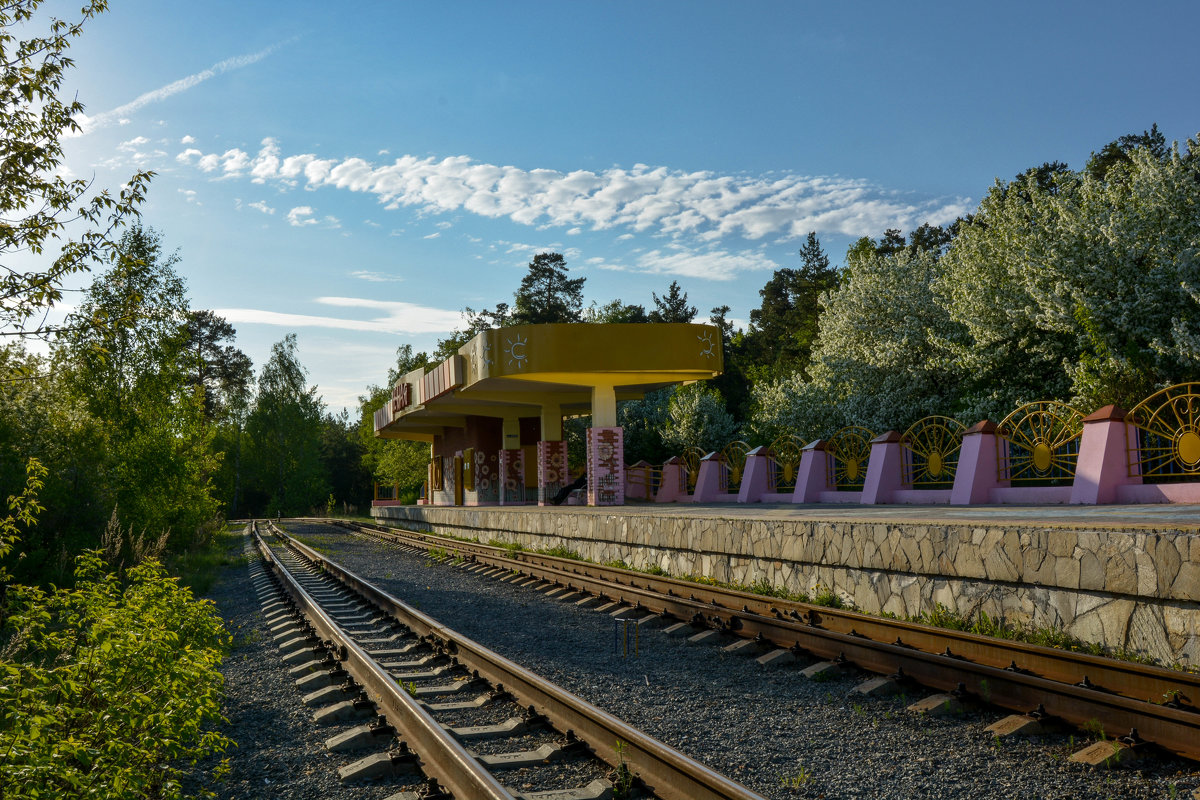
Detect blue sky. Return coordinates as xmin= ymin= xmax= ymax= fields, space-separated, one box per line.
xmin=51 ymin=0 xmax=1199 ymax=411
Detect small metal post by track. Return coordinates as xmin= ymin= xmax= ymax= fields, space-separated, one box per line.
xmin=614 ymin=616 xmax=640 ymax=658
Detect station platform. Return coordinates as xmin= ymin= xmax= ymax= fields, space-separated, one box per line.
xmin=433 ymin=501 xmax=1200 ymax=532
xmin=373 ymin=501 xmax=1200 ymax=667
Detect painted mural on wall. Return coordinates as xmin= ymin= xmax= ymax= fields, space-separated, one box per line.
xmin=473 ymin=449 xmax=499 ymax=503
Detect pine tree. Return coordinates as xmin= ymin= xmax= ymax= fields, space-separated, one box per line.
xmin=648 ymin=280 xmax=697 ymax=323
xmin=512 ymin=253 xmax=585 ymax=324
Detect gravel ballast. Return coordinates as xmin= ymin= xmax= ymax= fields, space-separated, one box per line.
xmin=203 ymin=522 xmax=1200 ymax=799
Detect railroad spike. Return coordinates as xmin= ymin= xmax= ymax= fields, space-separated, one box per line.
xmin=416 ymin=778 xmax=450 ymax=800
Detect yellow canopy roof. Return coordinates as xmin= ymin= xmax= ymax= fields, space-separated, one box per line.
xmin=373 ymin=322 xmax=723 ymax=441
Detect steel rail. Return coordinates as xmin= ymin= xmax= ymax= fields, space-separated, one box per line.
xmin=269 ymin=522 xmax=765 ymax=800
xmin=337 ymin=519 xmax=1200 ymax=761
xmin=253 ymin=527 xmax=514 ymax=800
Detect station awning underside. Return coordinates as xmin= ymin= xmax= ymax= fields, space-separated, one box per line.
xmin=373 ymin=322 xmax=723 ymax=441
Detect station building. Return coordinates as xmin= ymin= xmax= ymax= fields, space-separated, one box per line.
xmin=372 ymin=323 xmax=723 ymax=507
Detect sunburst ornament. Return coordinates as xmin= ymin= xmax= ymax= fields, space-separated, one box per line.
xmin=698 ymin=329 xmax=717 ymax=359
xmin=475 ymin=336 xmax=494 ymax=379
xmin=504 ymin=333 xmax=528 ymax=370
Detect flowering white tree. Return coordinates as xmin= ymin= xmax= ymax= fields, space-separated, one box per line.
xmin=661 ymin=383 xmax=739 ymax=454
xmin=938 ymin=138 xmax=1200 ymax=413
xmin=751 ymin=247 xmax=962 ymax=438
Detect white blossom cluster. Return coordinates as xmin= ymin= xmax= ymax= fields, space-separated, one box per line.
xmin=751 ymin=137 xmax=1200 ymax=439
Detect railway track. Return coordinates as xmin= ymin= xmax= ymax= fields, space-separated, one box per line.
xmin=329 ymin=517 xmax=1200 ymax=767
xmin=252 ymin=521 xmax=765 ymax=800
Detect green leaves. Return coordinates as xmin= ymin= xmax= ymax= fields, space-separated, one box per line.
xmin=1 ymin=550 xmax=232 ymax=799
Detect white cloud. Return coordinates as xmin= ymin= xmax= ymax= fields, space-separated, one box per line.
xmin=287 ymin=206 xmax=317 ymax=226
xmin=248 ymin=200 xmax=275 ymax=215
xmin=177 ymin=139 xmax=969 ymax=245
xmin=351 ymin=270 xmax=403 ymax=282
xmin=178 ymin=188 xmax=198 ymax=204
xmin=594 ymin=245 xmax=780 ymax=281
xmin=423 ymin=232 xmax=440 ymax=239
xmin=214 ymin=296 xmax=462 ymax=335
xmin=181 ymin=135 xmax=195 ymax=144
xmin=118 ymin=136 xmax=150 ymax=151
xmin=71 ymin=39 xmax=297 ymax=135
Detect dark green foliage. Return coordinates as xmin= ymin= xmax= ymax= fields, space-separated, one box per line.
xmin=244 ymin=334 xmax=328 ymax=516
xmin=648 ymin=280 xmax=697 ymax=323
xmin=512 ymin=252 xmax=585 ymax=324
xmin=740 ymin=232 xmax=839 ymax=383
xmin=584 ymin=298 xmax=648 ymax=323
xmin=181 ymin=310 xmax=253 ymax=421
xmin=0 ymin=551 xmax=231 ymax=799
xmin=0 ymin=1 xmax=153 ymax=342
xmin=1086 ymin=123 xmax=1168 ymax=180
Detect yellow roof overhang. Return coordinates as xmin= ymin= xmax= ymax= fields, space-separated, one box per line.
xmin=374 ymin=322 xmax=722 ymax=441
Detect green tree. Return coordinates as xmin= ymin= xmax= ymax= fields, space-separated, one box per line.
xmin=750 ymin=247 xmax=961 ymax=439
xmin=0 ymin=1 xmax=152 ymax=343
xmin=647 ymin=280 xmax=697 ymax=323
xmin=512 ymin=252 xmax=585 ymax=324
xmin=661 ymin=383 xmax=739 ymax=454
xmin=1086 ymin=123 xmax=1168 ymax=181
xmin=582 ymin=298 xmax=648 ymax=323
xmin=245 ymin=334 xmax=328 ymax=515
xmin=64 ymin=226 xmax=188 ymax=422
xmin=359 ymin=345 xmax=435 ymax=500
xmin=435 ymin=304 xmax=510 ymax=360
xmin=705 ymin=304 xmax=751 ymax=420
xmin=741 ymin=232 xmax=839 ymax=381
xmin=180 ymin=310 xmax=252 ymax=421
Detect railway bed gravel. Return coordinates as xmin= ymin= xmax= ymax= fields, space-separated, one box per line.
xmin=281 ymin=521 xmax=1200 ymax=800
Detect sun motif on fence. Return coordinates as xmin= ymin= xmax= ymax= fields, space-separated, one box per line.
xmin=768 ymin=435 xmax=806 ymax=492
xmin=826 ymin=426 xmax=875 ymax=489
xmin=901 ymin=416 xmax=966 ymax=487
xmin=997 ymin=401 xmax=1083 ymax=482
xmin=719 ymin=440 xmax=751 ymax=493
xmin=1126 ymin=382 xmax=1200 ymax=478
xmin=681 ymin=446 xmax=705 ymax=493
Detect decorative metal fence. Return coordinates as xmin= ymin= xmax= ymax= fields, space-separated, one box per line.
xmin=1126 ymin=382 xmax=1200 ymax=481
xmin=718 ymin=441 xmax=751 ymax=493
xmin=625 ymin=462 xmax=664 ymax=500
xmin=901 ymin=416 xmax=966 ymax=487
xmin=682 ymin=447 xmax=705 ymax=493
xmin=997 ymin=401 xmax=1083 ymax=483
xmin=767 ymin=436 xmax=806 ymax=492
xmin=826 ymin=426 xmax=875 ymax=490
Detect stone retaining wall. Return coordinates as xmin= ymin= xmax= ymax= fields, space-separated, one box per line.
xmin=372 ymin=506 xmax=1199 ymax=667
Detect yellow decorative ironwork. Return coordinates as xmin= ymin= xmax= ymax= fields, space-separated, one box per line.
xmin=997 ymin=401 xmax=1083 ymax=483
xmin=1126 ymin=382 xmax=1200 ymax=480
xmin=681 ymin=446 xmax=705 ymax=493
xmin=768 ymin=436 xmax=806 ymax=492
xmin=718 ymin=440 xmax=751 ymax=493
xmin=901 ymin=416 xmax=966 ymax=487
xmin=826 ymin=426 xmax=875 ymax=490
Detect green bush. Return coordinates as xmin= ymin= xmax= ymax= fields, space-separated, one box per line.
xmin=0 ymin=550 xmax=232 ymax=799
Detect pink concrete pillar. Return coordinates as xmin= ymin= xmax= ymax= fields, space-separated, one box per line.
xmin=655 ymin=457 xmax=686 ymax=502
xmin=536 ymin=440 xmax=569 ymax=506
xmin=693 ymin=451 xmax=723 ymax=502
xmin=861 ymin=431 xmax=904 ymax=505
xmin=624 ymin=460 xmax=649 ymax=501
xmin=586 ymin=426 xmax=624 ymax=506
xmin=498 ymin=448 xmax=525 ymax=506
xmin=950 ymin=421 xmax=1004 ymax=505
xmin=1070 ymin=405 xmax=1139 ymax=505
xmin=738 ymin=446 xmax=771 ymax=503
xmin=793 ymin=440 xmax=829 ymax=503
